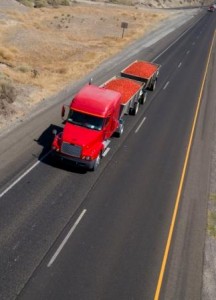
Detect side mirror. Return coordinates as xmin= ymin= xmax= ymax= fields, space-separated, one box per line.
xmin=52 ymin=129 xmax=57 ymax=135
xmin=61 ymin=105 xmax=66 ymax=118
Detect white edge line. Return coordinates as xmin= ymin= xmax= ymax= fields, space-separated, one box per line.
xmin=152 ymin=21 xmax=196 ymax=62
xmin=102 ymin=147 xmax=111 ymax=157
xmin=152 ymin=14 xmax=204 ymax=62
xmin=135 ymin=117 xmax=146 ymax=133
xmin=47 ymin=209 xmax=87 ymax=268
xmin=0 ymin=150 xmax=52 ymax=198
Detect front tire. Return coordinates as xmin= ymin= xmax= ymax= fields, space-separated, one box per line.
xmin=115 ymin=121 xmax=124 ymax=137
xmin=89 ymin=153 xmax=101 ymax=171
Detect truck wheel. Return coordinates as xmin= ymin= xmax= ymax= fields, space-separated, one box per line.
xmin=150 ymin=80 xmax=156 ymax=91
xmin=130 ymin=102 xmax=139 ymax=115
xmin=115 ymin=121 xmax=124 ymax=137
xmin=90 ymin=154 xmax=101 ymax=171
xmin=140 ymin=92 xmax=147 ymax=105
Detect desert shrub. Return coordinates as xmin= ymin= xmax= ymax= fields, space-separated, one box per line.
xmin=47 ymin=0 xmax=70 ymax=6
xmin=0 ymin=47 xmax=14 ymax=61
xmin=0 ymin=72 xmax=6 ymax=80
xmin=60 ymin=0 xmax=70 ymax=5
xmin=57 ymin=67 xmax=68 ymax=74
xmin=34 ymin=0 xmax=48 ymax=7
xmin=0 ymin=80 xmax=16 ymax=104
xmin=208 ymin=211 xmax=216 ymax=237
xmin=17 ymin=0 xmax=34 ymax=7
xmin=107 ymin=0 xmax=133 ymax=5
xmin=16 ymin=65 xmax=31 ymax=73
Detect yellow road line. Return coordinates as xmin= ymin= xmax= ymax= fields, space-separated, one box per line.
xmin=154 ymin=30 xmax=216 ymax=300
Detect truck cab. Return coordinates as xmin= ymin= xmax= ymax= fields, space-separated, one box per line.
xmin=52 ymin=84 xmax=122 ymax=170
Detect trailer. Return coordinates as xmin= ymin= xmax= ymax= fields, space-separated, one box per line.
xmin=103 ymin=76 xmax=144 ymax=116
xmin=121 ymin=60 xmax=160 ymax=91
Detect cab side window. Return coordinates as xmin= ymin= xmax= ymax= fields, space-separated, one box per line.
xmin=104 ymin=116 xmax=111 ymax=127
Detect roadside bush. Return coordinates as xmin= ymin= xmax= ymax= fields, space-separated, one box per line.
xmin=34 ymin=0 xmax=48 ymax=7
xmin=60 ymin=0 xmax=70 ymax=5
xmin=47 ymin=0 xmax=70 ymax=6
xmin=16 ymin=65 xmax=31 ymax=73
xmin=17 ymin=0 xmax=34 ymax=7
xmin=0 ymin=80 xmax=16 ymax=104
xmin=0 ymin=47 xmax=14 ymax=61
xmin=17 ymin=0 xmax=70 ymax=7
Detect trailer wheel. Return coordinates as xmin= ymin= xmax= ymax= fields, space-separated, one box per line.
xmin=150 ymin=80 xmax=156 ymax=91
xmin=140 ymin=92 xmax=147 ymax=105
xmin=90 ymin=153 xmax=101 ymax=171
xmin=130 ymin=102 xmax=139 ymax=115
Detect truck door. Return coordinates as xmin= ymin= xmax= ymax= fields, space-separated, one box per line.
xmin=103 ymin=115 xmax=113 ymax=139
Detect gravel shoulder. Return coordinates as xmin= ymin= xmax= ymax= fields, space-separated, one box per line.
xmin=202 ymin=35 xmax=216 ymax=299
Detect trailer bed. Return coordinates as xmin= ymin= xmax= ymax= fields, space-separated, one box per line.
xmin=103 ymin=77 xmax=142 ymax=105
xmin=103 ymin=77 xmax=143 ymax=116
xmin=121 ymin=60 xmax=160 ymax=80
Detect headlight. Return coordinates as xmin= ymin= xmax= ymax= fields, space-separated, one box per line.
xmin=82 ymin=156 xmax=91 ymax=160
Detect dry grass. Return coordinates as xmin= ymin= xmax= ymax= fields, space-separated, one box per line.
xmin=1 ymin=4 xmax=170 ymax=92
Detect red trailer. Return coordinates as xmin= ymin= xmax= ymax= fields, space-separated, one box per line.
xmin=121 ymin=60 xmax=160 ymax=91
xmin=103 ymin=76 xmax=144 ymax=116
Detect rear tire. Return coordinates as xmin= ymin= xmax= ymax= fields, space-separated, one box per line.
xmin=140 ymin=92 xmax=147 ymax=105
xmin=130 ymin=102 xmax=139 ymax=115
xmin=150 ymin=80 xmax=156 ymax=91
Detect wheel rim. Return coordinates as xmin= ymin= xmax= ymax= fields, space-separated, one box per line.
xmin=135 ymin=102 xmax=139 ymax=114
xmin=144 ymin=93 xmax=147 ymax=103
xmin=95 ymin=155 xmax=100 ymax=168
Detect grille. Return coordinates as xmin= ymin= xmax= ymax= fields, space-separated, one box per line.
xmin=61 ymin=142 xmax=82 ymax=158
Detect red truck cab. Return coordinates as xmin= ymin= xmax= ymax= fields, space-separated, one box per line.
xmin=52 ymin=84 xmax=123 ymax=170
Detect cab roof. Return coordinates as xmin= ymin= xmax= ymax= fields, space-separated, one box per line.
xmin=71 ymin=84 xmax=121 ymax=117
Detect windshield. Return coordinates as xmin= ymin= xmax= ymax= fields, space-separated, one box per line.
xmin=67 ymin=110 xmax=104 ymax=131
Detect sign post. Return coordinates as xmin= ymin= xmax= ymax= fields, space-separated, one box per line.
xmin=121 ymin=22 xmax=128 ymax=38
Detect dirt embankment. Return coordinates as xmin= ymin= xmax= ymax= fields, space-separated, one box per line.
xmin=0 ymin=0 xmax=197 ymax=130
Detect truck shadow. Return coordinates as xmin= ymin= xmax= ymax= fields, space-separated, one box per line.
xmin=35 ymin=124 xmax=87 ymax=174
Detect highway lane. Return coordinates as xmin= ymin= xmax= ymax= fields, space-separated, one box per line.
xmin=0 ymin=9 xmax=215 ymax=300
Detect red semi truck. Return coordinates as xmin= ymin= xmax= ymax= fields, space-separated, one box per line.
xmin=52 ymin=60 xmax=160 ymax=170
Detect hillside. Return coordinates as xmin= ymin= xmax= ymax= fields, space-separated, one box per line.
xmin=0 ymin=0 xmax=209 ymax=131
xmin=16 ymin=0 xmax=212 ymax=8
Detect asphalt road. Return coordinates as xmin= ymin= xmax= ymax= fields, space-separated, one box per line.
xmin=0 ymin=8 xmax=215 ymax=300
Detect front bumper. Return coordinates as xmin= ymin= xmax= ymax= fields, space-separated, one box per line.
xmin=52 ymin=151 xmax=96 ymax=169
